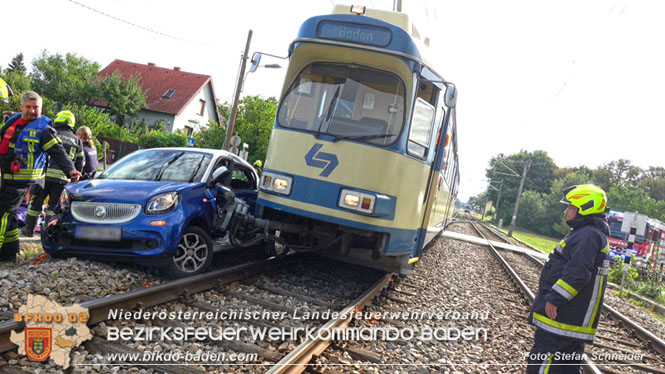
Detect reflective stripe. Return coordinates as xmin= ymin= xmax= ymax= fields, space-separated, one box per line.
xmin=539 ymin=354 xmax=553 ymax=374
xmin=27 ymin=207 xmax=42 ymax=217
xmin=46 ymin=168 xmax=68 ymax=181
xmin=554 ymin=239 xmax=566 ymax=254
xmin=555 ymin=279 xmax=578 ymax=297
xmin=583 ymin=274 xmax=605 ymax=328
xmin=532 ymin=312 xmax=596 ymax=341
xmin=552 ymin=284 xmax=575 ymax=301
xmin=5 ymin=228 xmax=19 ymax=243
xmin=3 ymin=168 xmax=45 ymax=181
xmin=0 ymin=213 xmax=9 ymax=247
xmin=42 ymin=136 xmax=61 ymax=151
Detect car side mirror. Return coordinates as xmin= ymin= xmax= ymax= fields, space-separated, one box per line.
xmin=209 ymin=166 xmax=229 ymax=187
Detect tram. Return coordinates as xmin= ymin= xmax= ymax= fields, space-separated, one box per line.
xmin=255 ymin=5 xmax=460 ymax=274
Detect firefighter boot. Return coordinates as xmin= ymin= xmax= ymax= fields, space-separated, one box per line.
xmin=21 ymin=214 xmax=38 ymax=237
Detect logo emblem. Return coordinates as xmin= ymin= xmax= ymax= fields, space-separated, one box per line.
xmin=94 ymin=206 xmax=107 ymax=218
xmin=25 ymin=328 xmax=52 ymax=362
xmin=305 ymin=144 xmax=339 ymax=177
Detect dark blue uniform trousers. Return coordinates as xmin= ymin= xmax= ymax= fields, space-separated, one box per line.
xmin=526 ymin=329 xmax=585 ymax=374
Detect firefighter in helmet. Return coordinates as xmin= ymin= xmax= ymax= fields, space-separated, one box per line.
xmin=527 ymin=184 xmax=610 ymax=373
xmin=0 ymin=92 xmax=81 ymax=261
xmin=22 ymin=110 xmax=84 ymax=236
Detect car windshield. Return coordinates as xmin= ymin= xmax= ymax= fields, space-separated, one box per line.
xmin=277 ymin=62 xmax=405 ymax=146
xmin=100 ymin=150 xmax=212 ymax=182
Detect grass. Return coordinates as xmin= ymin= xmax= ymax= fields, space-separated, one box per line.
xmin=498 ymin=226 xmax=559 ymax=254
xmin=18 ymin=244 xmax=44 ymax=261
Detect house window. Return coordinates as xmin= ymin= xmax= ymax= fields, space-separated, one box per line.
xmin=163 ymin=89 xmax=176 ymax=99
xmin=184 ymin=126 xmax=193 ymax=136
xmin=198 ymin=99 xmax=205 ymax=116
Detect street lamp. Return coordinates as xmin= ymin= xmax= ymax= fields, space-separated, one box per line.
xmin=223 ymin=32 xmax=283 ymax=151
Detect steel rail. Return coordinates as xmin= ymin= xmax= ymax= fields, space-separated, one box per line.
xmin=0 ymin=255 xmax=294 ymax=354
xmin=266 ymin=272 xmax=393 ymax=374
xmin=468 ymin=220 xmax=603 ymax=374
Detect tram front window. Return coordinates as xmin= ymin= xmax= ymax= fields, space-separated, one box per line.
xmin=278 ymin=62 xmax=406 ymax=146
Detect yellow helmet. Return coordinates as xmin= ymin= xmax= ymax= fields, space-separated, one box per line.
xmin=560 ymin=184 xmax=607 ymax=216
xmin=253 ymin=160 xmax=263 ymax=168
xmin=0 ymin=78 xmax=14 ymax=103
xmin=54 ymin=110 xmax=75 ymax=128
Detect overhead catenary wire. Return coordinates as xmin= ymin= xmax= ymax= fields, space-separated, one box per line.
xmin=66 ymin=0 xmax=213 ymax=47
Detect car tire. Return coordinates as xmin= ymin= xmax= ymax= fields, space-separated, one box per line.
xmin=161 ymin=226 xmax=214 ymax=278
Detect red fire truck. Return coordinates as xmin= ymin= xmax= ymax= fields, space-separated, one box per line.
xmin=607 ymin=210 xmax=665 ymax=270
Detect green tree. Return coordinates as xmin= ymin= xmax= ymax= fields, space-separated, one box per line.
xmin=232 ymin=95 xmax=277 ymax=164
xmin=91 ymin=72 xmax=147 ymax=124
xmin=7 ymin=53 xmax=26 ymax=74
xmin=592 ymin=159 xmax=642 ymax=192
xmin=193 ymin=120 xmax=226 ymax=150
xmin=30 ymin=50 xmax=100 ymax=105
xmin=485 ymin=150 xmax=557 ymax=225
xmin=515 ymin=190 xmax=547 ymax=232
xmin=607 ymin=186 xmax=665 ymax=221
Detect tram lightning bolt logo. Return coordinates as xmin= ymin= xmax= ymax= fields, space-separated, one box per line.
xmin=305 ymin=143 xmax=339 ymax=177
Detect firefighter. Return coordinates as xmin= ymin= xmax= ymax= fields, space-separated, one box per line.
xmin=21 ymin=111 xmax=84 ymax=237
xmin=0 ymin=91 xmax=81 ymax=261
xmin=527 ymin=184 xmax=610 ymax=374
xmin=253 ymin=160 xmax=263 ymax=176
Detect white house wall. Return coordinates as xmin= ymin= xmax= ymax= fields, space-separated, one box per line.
xmin=172 ymin=83 xmax=218 ymax=135
xmin=131 ymin=110 xmax=176 ymax=131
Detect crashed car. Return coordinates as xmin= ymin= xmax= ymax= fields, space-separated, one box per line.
xmin=42 ymin=147 xmax=260 ymax=278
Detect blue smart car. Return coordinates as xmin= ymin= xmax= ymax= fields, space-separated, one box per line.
xmin=41 ymin=148 xmax=259 ymax=278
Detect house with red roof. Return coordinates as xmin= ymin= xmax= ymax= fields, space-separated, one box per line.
xmin=96 ymin=59 xmax=221 ymax=135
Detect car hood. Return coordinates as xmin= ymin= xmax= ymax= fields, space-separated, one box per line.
xmin=66 ymin=179 xmax=197 ymax=203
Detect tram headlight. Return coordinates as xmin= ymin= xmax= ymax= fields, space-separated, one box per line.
xmin=339 ymin=189 xmax=375 ymax=213
xmin=260 ymin=172 xmax=293 ymax=195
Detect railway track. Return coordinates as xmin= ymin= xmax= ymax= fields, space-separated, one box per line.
xmin=466 ymin=217 xmax=665 ymax=374
xmin=0 ymin=253 xmax=392 ymax=373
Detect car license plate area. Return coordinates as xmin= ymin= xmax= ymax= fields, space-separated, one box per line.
xmin=75 ymin=226 xmax=122 ymax=241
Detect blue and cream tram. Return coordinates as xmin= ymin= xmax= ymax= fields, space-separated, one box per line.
xmin=257 ymin=5 xmax=460 ymax=274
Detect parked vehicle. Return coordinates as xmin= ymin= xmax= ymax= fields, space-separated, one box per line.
xmin=42 ymin=148 xmax=259 ymax=278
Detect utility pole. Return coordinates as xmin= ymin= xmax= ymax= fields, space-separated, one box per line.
xmin=493 ymin=179 xmax=503 ymax=223
xmin=508 ymin=160 xmax=531 ymax=237
xmin=224 ymin=29 xmax=253 ymax=151
xmin=394 ymin=0 xmax=402 ymax=12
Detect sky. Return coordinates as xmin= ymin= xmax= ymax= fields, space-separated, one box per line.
xmin=4 ymin=0 xmax=664 ymax=202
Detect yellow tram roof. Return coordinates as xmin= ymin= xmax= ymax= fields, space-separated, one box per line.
xmin=332 ymin=5 xmax=430 ymax=46
xmin=332 ymin=5 xmax=433 ymax=65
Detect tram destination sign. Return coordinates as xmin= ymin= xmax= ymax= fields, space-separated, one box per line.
xmin=317 ymin=20 xmax=392 ymax=47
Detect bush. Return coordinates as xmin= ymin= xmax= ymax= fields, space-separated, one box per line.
xmin=636 ymin=282 xmax=663 ymax=300
xmin=608 ymin=260 xmax=639 ymax=290
xmin=138 ymin=129 xmax=187 ymax=149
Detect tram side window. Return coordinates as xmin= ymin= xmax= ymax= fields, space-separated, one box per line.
xmin=407 ymin=98 xmax=435 ymax=159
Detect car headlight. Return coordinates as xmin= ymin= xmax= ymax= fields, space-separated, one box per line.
xmin=146 ymin=192 xmax=180 ymax=214
xmin=260 ymin=172 xmax=293 ymax=195
xmin=59 ymin=190 xmax=71 ymax=211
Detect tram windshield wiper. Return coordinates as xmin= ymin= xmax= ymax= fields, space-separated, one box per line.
xmin=332 ymin=133 xmax=396 ymax=143
xmin=315 ymin=85 xmax=341 ymax=138
xmin=155 ymin=151 xmax=185 ymax=181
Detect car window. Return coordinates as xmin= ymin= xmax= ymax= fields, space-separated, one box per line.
xmin=101 ymin=150 xmax=212 ymax=182
xmin=230 ymin=166 xmax=256 ymax=190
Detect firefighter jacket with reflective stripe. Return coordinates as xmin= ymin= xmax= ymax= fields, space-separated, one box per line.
xmin=45 ymin=123 xmax=84 ymax=184
xmin=529 ymin=214 xmax=610 ymax=343
xmin=0 ymin=114 xmax=75 ymax=183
